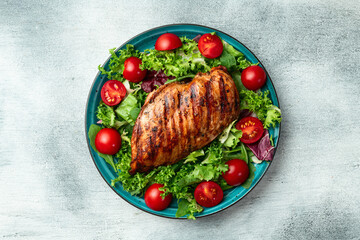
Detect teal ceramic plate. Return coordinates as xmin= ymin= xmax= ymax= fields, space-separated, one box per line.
xmin=85 ymin=24 xmax=281 ymax=218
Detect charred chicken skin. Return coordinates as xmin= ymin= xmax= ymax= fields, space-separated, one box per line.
xmin=129 ymin=66 xmax=240 ymax=174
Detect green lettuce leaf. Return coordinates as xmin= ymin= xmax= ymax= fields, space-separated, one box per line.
xmin=219 ymin=41 xmax=253 ymax=71
xmin=222 ymin=40 xmax=253 ymax=70
xmin=241 ymin=162 xmax=256 ymax=189
xmin=220 ymin=48 xmax=237 ymax=70
xmin=184 ymin=150 xmax=205 ymax=163
xmin=223 ymin=142 xmax=248 ymax=163
xmin=231 ymin=71 xmax=247 ymax=92
xmin=223 ymin=126 xmax=242 ymax=148
xmin=218 ymin=120 xmax=236 ymax=144
xmin=218 ymin=120 xmax=242 ymax=148
xmin=175 ymin=198 xmax=203 ymax=220
xmin=218 ymin=177 xmax=234 ymax=191
xmin=115 ymin=94 xmax=138 ymax=125
xmin=223 ymin=41 xmax=244 ymax=57
xmin=129 ymin=108 xmax=141 ymax=121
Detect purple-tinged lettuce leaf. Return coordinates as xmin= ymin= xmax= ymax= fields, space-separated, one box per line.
xmin=141 ymin=70 xmax=175 ymax=93
xmin=246 ymin=130 xmax=274 ymax=161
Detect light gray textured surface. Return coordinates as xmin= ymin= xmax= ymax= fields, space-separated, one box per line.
xmin=1 ymin=0 xmax=360 ymax=239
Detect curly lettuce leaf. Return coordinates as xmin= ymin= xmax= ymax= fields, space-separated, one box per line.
xmin=97 ymin=102 xmax=127 ymax=129
xmin=236 ymin=57 xmax=253 ymax=70
xmin=111 ymin=139 xmax=156 ymax=195
xmin=263 ymin=106 xmax=282 ymax=129
xmin=239 ymin=90 xmax=282 ymax=129
xmin=239 ymin=90 xmax=272 ymax=121
xmin=201 ymin=140 xmax=224 ymax=165
xmin=96 ymin=102 xmax=115 ymax=127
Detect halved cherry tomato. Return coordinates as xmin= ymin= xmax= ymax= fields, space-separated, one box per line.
xmin=95 ymin=128 xmax=122 ymax=155
xmin=123 ymin=57 xmax=147 ymax=83
xmin=222 ymin=159 xmax=249 ymax=186
xmin=241 ymin=65 xmax=267 ymax=90
xmin=144 ymin=183 xmax=172 ymax=211
xmin=155 ymin=33 xmax=182 ymax=51
xmin=236 ymin=117 xmax=264 ymax=144
xmin=198 ymin=33 xmax=223 ymax=59
xmin=100 ymin=80 xmax=126 ymax=106
xmin=194 ymin=181 xmax=223 ymax=208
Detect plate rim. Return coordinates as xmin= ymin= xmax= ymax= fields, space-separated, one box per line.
xmin=85 ymin=23 xmax=281 ymax=219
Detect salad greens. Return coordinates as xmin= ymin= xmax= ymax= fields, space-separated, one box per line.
xmin=99 ymin=37 xmax=253 ymax=82
xmin=89 ymin=35 xmax=281 ymax=219
xmin=239 ymin=90 xmax=282 ymax=129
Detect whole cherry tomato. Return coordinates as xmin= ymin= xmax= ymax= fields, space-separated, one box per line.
xmin=194 ymin=181 xmax=223 ymax=208
xmin=155 ymin=33 xmax=182 ymax=51
xmin=123 ymin=56 xmax=147 ymax=83
xmin=95 ymin=128 xmax=122 ymax=155
xmin=198 ymin=33 xmax=223 ymax=59
xmin=222 ymin=159 xmax=250 ymax=186
xmin=241 ymin=65 xmax=267 ymax=90
xmin=144 ymin=183 xmax=172 ymax=211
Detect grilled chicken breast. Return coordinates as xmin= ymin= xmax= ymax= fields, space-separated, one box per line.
xmin=130 ymin=66 xmax=240 ymax=174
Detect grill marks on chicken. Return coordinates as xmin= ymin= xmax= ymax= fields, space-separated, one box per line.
xmin=130 ymin=66 xmax=240 ymax=174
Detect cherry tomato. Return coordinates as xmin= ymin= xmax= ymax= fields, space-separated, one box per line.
xmin=194 ymin=181 xmax=223 ymax=208
xmin=155 ymin=33 xmax=182 ymax=51
xmin=95 ymin=128 xmax=122 ymax=155
xmin=100 ymin=80 xmax=126 ymax=106
xmin=144 ymin=183 xmax=172 ymax=211
xmin=241 ymin=65 xmax=267 ymax=90
xmin=222 ymin=159 xmax=249 ymax=186
xmin=236 ymin=117 xmax=264 ymax=144
xmin=123 ymin=57 xmax=147 ymax=83
xmin=198 ymin=33 xmax=223 ymax=59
